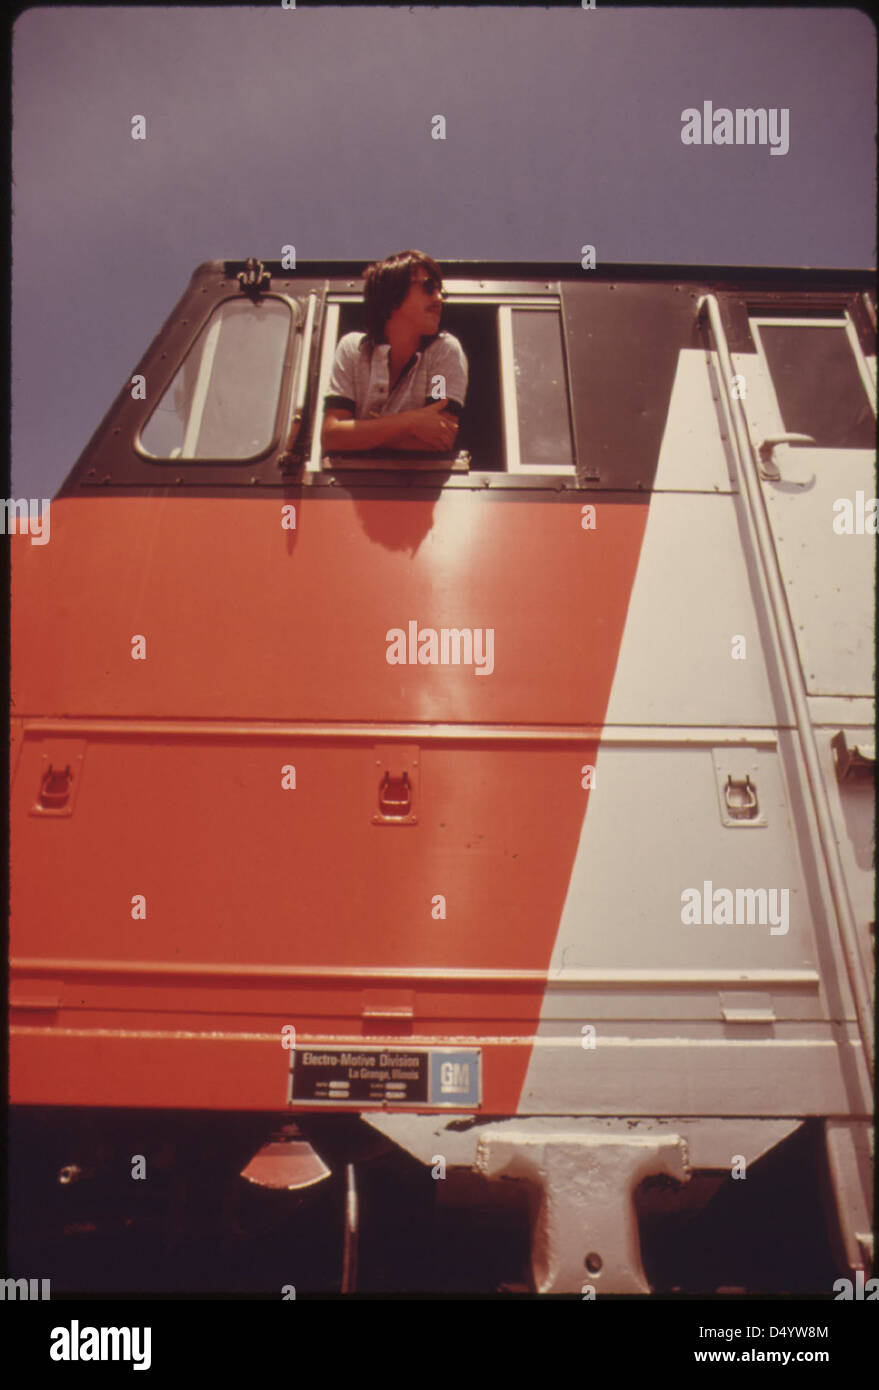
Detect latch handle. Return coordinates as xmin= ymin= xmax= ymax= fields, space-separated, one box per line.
xmin=724 ymin=773 xmax=759 ymax=820
xmin=379 ymin=771 xmax=412 ymax=817
xmin=39 ymin=764 xmax=73 ymax=809
xmin=757 ymin=433 xmax=815 ymax=480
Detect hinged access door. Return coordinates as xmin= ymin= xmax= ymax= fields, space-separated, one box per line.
xmin=736 ymin=310 xmax=876 ymax=697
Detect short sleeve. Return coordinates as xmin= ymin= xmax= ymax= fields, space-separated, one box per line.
xmin=428 ymin=334 xmax=468 ymax=408
xmin=325 ymin=333 xmax=360 ymax=412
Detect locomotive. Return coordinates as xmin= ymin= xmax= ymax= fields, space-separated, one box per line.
xmin=8 ymin=257 xmax=875 ymax=1294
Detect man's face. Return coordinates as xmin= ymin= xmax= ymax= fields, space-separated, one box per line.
xmin=392 ymin=267 xmax=444 ymax=337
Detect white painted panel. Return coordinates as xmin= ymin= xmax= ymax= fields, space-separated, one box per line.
xmin=539 ymin=743 xmax=814 ymax=978
xmin=760 ymin=457 xmax=875 ymax=696
xmin=604 ymin=493 xmax=779 ymax=726
xmin=735 ymin=330 xmax=876 ymax=698
xmin=653 ymin=348 xmax=735 ymax=493
xmin=518 ymin=1035 xmax=869 ymax=1116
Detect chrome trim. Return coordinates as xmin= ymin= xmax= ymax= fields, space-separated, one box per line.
xmin=326 ymin=293 xmax=562 ymax=308
xmin=497 ymin=305 xmax=522 ymax=473
xmin=282 ymin=290 xmax=317 ymax=450
xmin=11 ymin=958 xmax=821 ymax=988
xmin=21 ymin=718 xmax=780 ymax=745
xmin=308 ymin=301 xmax=341 ymax=472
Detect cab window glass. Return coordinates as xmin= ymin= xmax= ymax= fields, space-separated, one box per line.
xmin=758 ymin=321 xmax=874 ymax=449
xmin=511 ymin=308 xmax=575 ymax=467
xmin=140 ymin=298 xmax=291 ymax=460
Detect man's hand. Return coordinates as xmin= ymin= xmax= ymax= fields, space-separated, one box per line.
xmin=399 ymin=400 xmax=459 ymax=452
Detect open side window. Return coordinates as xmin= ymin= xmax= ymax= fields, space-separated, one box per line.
xmin=310 ymin=288 xmax=576 ymax=478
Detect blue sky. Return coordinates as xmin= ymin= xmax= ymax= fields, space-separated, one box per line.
xmin=11 ymin=4 xmax=877 ymax=498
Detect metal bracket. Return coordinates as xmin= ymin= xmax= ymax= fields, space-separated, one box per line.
xmin=372 ymin=744 xmax=419 ymax=825
xmin=237 ymin=257 xmax=271 ymax=299
xmin=831 ymin=730 xmax=876 ymax=784
xmin=474 ymin=1128 xmax=690 ymax=1294
xmin=29 ymin=742 xmax=86 ymax=818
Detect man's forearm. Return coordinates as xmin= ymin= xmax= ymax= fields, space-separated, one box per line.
xmin=322 ymin=412 xmax=415 ymax=452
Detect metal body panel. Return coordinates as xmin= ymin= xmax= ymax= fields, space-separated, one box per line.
xmin=9 ymin=716 xmax=600 ymax=1111
xmin=759 ymin=457 xmax=875 ymax=697
xmin=734 ymin=339 xmax=875 ymax=698
xmin=517 ymin=1033 xmax=869 ymax=1116
xmin=10 ymin=731 xmax=591 ymax=975
xmin=652 ymin=348 xmax=734 ymax=493
xmin=11 ymin=493 xmax=646 ymax=725
xmin=603 ymin=493 xmax=780 ymax=726
xmin=560 ymin=279 xmax=707 ymax=489
xmin=807 ymin=696 xmax=874 ymax=726
xmin=533 ymin=743 xmax=822 ymax=980
xmin=517 ymin=730 xmax=873 ymax=1119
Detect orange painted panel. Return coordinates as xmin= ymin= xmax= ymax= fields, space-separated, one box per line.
xmin=12 ymin=494 xmax=646 ymax=724
xmin=10 ymin=1028 xmax=530 ymax=1113
xmin=10 ymin=490 xmax=648 ymax=1111
xmin=12 ymin=738 xmax=595 ymax=969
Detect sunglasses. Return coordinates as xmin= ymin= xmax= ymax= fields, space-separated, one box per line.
xmin=413 ymin=274 xmax=443 ymax=297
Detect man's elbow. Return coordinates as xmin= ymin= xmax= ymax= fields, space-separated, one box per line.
xmin=321 ymin=419 xmax=346 ymax=450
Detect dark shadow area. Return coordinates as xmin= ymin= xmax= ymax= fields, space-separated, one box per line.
xmin=348 ymin=487 xmax=443 ymax=555
xmin=7 ymin=1107 xmax=530 ymax=1295
xmin=635 ymin=1120 xmax=847 ymax=1293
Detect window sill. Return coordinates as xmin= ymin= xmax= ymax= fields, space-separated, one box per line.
xmin=321 ymin=451 xmax=470 ymax=473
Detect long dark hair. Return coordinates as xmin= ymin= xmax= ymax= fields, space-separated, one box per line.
xmin=362 ymin=250 xmax=443 ymax=345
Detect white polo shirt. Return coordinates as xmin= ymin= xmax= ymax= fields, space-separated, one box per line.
xmin=325 ymin=331 xmax=468 ymax=421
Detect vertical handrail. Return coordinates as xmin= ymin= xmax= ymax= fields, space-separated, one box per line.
xmin=698 ymin=293 xmax=874 ymax=1080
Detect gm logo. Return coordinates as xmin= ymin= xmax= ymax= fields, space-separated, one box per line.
xmin=429 ymin=1049 xmax=480 ymax=1106
xmin=440 ymin=1061 xmax=470 ymax=1093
